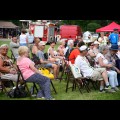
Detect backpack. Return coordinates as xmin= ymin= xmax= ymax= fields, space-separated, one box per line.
xmin=7 ymin=85 xmax=27 ymax=98
xmin=44 ymin=52 xmax=48 ymax=59
xmin=31 ymin=53 xmax=41 ymax=65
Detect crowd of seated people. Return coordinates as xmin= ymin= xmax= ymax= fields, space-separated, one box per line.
xmin=1 ymin=28 xmax=120 ymax=99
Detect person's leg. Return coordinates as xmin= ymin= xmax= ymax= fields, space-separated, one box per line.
xmin=26 ymin=73 xmax=52 ymax=99
xmin=52 ymin=64 xmax=58 ymax=79
xmin=94 ymin=68 xmax=111 ymax=88
xmin=117 ymin=74 xmax=120 ymax=86
xmin=56 ymin=65 xmax=60 ymax=78
xmin=113 ymin=71 xmax=118 ymax=87
xmin=99 ymin=80 xmax=105 ymax=92
xmin=100 ymin=70 xmax=110 ymax=87
xmin=1 ymin=74 xmax=18 ymax=82
xmin=107 ymin=71 xmax=115 ymax=88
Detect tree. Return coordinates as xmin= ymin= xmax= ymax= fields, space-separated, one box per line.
xmin=87 ymin=22 xmax=101 ymax=32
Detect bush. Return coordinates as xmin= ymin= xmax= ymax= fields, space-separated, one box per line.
xmin=87 ymin=22 xmax=101 ymax=32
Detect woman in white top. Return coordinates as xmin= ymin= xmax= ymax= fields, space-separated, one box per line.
xmin=98 ymin=32 xmax=108 ymax=46
xmin=47 ymin=41 xmax=64 ymax=65
xmin=19 ymin=29 xmax=28 ymax=46
xmin=95 ymin=45 xmax=119 ymax=91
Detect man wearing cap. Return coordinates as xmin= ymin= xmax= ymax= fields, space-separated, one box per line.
xmin=75 ymin=45 xmax=112 ymax=92
xmin=109 ymin=28 xmax=119 ymax=45
xmin=36 ymin=41 xmax=60 ymax=79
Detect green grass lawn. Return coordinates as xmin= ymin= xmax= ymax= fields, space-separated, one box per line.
xmin=1 ymin=39 xmax=120 ymax=100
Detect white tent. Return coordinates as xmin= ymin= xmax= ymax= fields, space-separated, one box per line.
xmin=83 ymin=31 xmax=92 ymax=43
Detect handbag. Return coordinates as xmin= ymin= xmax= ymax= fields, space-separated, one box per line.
xmin=69 ymin=62 xmax=82 ymax=79
xmin=39 ymin=68 xmax=54 ymax=79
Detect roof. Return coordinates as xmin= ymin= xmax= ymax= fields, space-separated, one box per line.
xmin=96 ymin=22 xmax=120 ymax=32
xmin=0 ymin=21 xmax=18 ymax=28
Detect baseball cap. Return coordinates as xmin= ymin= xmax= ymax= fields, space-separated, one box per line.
xmin=94 ymin=41 xmax=100 ymax=45
xmin=79 ymin=45 xmax=87 ymax=51
xmin=39 ymin=41 xmax=46 ymax=46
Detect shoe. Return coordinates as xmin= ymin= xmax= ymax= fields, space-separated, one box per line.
xmin=106 ymin=88 xmax=116 ymax=93
xmin=31 ymin=94 xmax=37 ymax=97
xmin=99 ymin=89 xmax=106 ymax=93
xmin=114 ymin=87 xmax=119 ymax=91
xmin=104 ymin=85 xmax=111 ymax=90
xmin=54 ymin=78 xmax=59 ymax=81
xmin=37 ymin=97 xmax=46 ymax=100
xmin=46 ymin=98 xmax=55 ymax=100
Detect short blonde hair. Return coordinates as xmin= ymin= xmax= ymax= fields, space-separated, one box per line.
xmin=0 ymin=44 xmax=9 ymax=49
xmin=18 ymin=46 xmax=29 ymax=56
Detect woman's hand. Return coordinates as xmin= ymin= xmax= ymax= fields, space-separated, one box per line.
xmin=107 ymin=64 xmax=113 ymax=68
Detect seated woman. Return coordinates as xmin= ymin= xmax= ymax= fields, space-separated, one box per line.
xmin=57 ymin=39 xmax=66 ymax=57
xmin=48 ymin=41 xmax=64 ymax=65
xmin=31 ymin=38 xmax=41 ymax=65
xmin=95 ymin=45 xmax=119 ymax=92
xmin=87 ymin=42 xmax=96 ymax=67
xmin=31 ymin=38 xmax=40 ymax=55
xmin=75 ymin=45 xmax=114 ymax=93
xmin=0 ymin=44 xmax=18 ymax=83
xmin=17 ymin=46 xmax=54 ymax=100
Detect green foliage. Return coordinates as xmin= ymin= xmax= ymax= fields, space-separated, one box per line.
xmin=87 ymin=22 xmax=101 ymax=32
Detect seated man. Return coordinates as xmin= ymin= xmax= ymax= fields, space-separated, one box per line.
xmin=75 ymin=45 xmax=113 ymax=92
xmin=36 ymin=41 xmax=60 ymax=79
xmin=0 ymin=44 xmax=18 ymax=83
xmin=9 ymin=36 xmax=20 ymax=59
xmin=69 ymin=41 xmax=85 ymax=64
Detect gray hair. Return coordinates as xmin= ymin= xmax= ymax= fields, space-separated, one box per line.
xmin=99 ymin=45 xmax=109 ymax=53
xmin=0 ymin=44 xmax=9 ymax=49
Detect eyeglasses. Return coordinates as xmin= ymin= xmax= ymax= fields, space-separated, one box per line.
xmin=2 ymin=48 xmax=8 ymax=51
xmin=91 ymin=44 xmax=94 ymax=46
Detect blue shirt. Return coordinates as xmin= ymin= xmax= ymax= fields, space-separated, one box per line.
xmin=109 ymin=33 xmax=119 ymax=44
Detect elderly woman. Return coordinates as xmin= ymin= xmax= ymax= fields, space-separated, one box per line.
xmin=17 ymin=46 xmax=54 ymax=100
xmin=95 ymin=45 xmax=119 ymax=92
xmin=0 ymin=44 xmax=18 ymax=90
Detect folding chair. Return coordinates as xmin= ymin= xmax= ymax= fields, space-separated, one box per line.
xmin=65 ymin=64 xmax=91 ymax=94
xmin=16 ymin=65 xmax=38 ymax=97
xmin=0 ymin=77 xmax=15 ymax=94
xmin=59 ymin=58 xmax=69 ymax=82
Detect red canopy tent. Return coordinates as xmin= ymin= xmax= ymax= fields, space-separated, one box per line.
xmin=96 ymin=21 xmax=120 ymax=32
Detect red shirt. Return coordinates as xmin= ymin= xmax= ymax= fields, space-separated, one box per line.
xmin=69 ymin=48 xmax=80 ymax=64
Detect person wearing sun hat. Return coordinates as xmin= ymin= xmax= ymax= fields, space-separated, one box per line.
xmin=105 ymin=44 xmax=120 ymax=66
xmin=93 ymin=41 xmax=100 ymax=56
xmin=105 ymin=44 xmax=120 ymax=87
